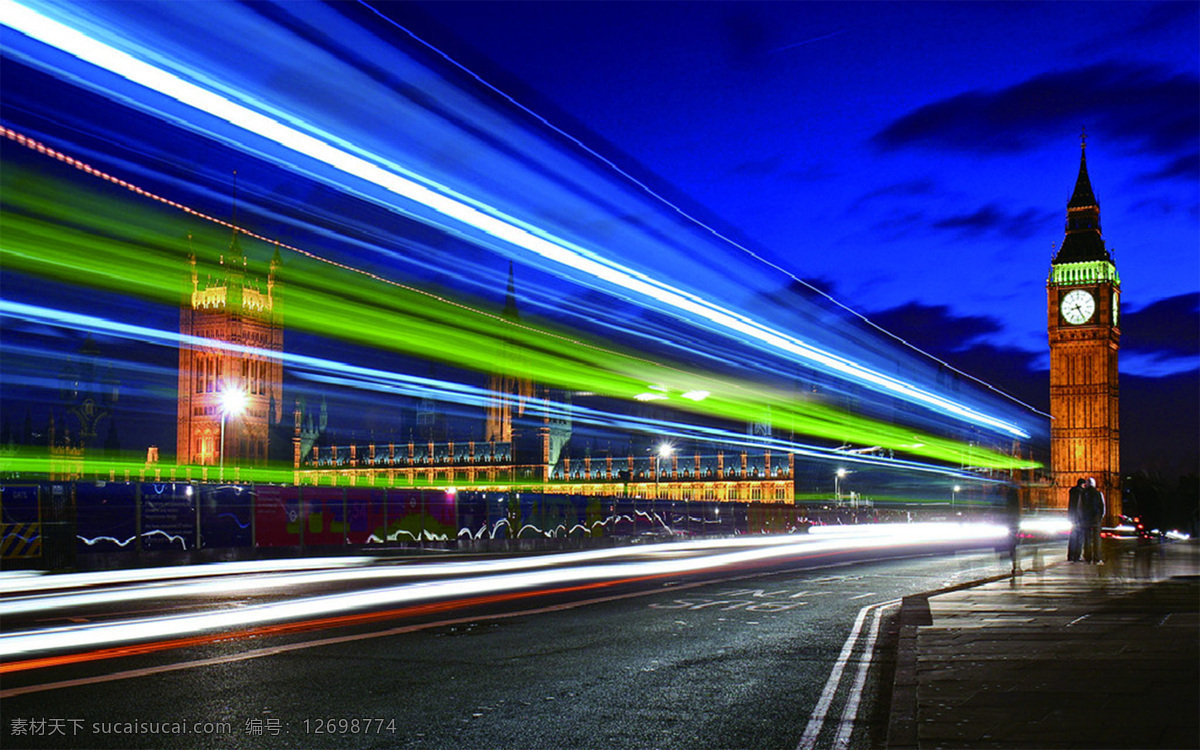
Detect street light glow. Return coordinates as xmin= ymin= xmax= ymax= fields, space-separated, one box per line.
xmin=221 ymin=386 xmax=247 ymax=417
xmin=219 ymin=385 xmax=247 ymax=475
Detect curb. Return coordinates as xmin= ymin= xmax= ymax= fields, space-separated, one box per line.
xmin=884 ymin=572 xmax=1013 ymax=750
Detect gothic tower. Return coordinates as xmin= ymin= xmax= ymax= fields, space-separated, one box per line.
xmin=1047 ymin=134 xmax=1120 ymax=519
xmin=485 ymin=262 xmax=534 ymax=443
xmin=177 ymin=229 xmax=284 ymax=469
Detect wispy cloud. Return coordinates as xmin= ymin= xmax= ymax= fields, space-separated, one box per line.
xmin=873 ymin=61 xmax=1199 ymax=169
xmin=1122 ymin=293 xmax=1200 ymax=361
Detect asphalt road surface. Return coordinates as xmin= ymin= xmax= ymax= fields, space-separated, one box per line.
xmin=2 ymin=534 xmax=1016 ymax=749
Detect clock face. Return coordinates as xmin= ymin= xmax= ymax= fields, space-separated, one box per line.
xmin=1061 ymin=289 xmax=1096 ymax=325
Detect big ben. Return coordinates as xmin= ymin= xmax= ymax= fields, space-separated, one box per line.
xmin=1047 ymin=134 xmax=1120 ymax=521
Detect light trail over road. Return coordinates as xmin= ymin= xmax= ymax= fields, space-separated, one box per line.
xmin=1 ymin=523 xmax=1007 ymax=661
xmin=0 ymin=540 xmax=1018 ymax=749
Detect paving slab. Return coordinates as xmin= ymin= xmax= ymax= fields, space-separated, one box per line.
xmin=887 ymin=541 xmax=1200 ymax=749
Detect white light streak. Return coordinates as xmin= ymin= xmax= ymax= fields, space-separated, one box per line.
xmin=0 ymin=524 xmax=1007 ymax=656
xmin=1019 ymin=517 xmax=1072 ymax=535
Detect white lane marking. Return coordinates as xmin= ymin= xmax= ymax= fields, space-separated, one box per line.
xmin=797 ymin=606 xmax=869 ymax=749
xmin=833 ymin=601 xmax=898 ymax=749
xmin=848 ymin=592 xmax=877 ymax=600
xmin=797 ymin=598 xmax=901 ymax=750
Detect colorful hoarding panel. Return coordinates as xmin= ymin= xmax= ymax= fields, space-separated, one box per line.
xmin=455 ymin=491 xmax=494 ymax=541
xmin=346 ymin=487 xmax=387 ymax=545
xmin=75 ymin=482 xmax=136 ymax=553
xmin=140 ymin=482 xmax=195 ymax=551
xmin=424 ymin=490 xmax=458 ymax=542
xmin=1 ymin=485 xmax=42 ymax=559
xmin=381 ymin=489 xmax=457 ymax=543
xmin=200 ymin=485 xmax=253 ymax=549
xmin=302 ymin=487 xmax=346 ymax=546
xmin=254 ymin=485 xmax=300 ymax=547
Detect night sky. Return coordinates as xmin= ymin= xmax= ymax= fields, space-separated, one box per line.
xmin=1 ymin=1 xmax=1196 ymax=483
xmin=395 ymin=1 xmax=1198 ymax=369
xmin=384 ymin=0 xmax=1200 ymax=475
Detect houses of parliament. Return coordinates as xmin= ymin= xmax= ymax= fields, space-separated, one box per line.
xmin=174 ymin=227 xmax=795 ymax=503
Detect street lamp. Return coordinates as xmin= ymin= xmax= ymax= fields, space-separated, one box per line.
xmin=656 ymin=442 xmax=674 ymax=499
xmin=219 ymin=386 xmax=247 ymax=477
xmin=835 ymin=468 xmax=847 ymax=504
xmin=952 ymin=485 xmax=961 ymax=511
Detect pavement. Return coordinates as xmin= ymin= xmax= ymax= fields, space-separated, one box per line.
xmin=887 ymin=539 xmax=1200 ymax=750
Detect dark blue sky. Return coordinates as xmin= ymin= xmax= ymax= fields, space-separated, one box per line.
xmin=1 ymin=0 xmax=1196 ymax=478
xmin=395 ymin=1 xmax=1198 ymax=379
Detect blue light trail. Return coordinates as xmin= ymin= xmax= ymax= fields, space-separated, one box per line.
xmin=0 ymin=0 xmax=1036 ymax=441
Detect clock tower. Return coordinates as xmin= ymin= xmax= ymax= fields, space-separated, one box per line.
xmin=1047 ymin=134 xmax=1120 ymax=520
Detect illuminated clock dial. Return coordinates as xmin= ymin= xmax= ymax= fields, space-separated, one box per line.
xmin=1061 ymin=289 xmax=1095 ymax=325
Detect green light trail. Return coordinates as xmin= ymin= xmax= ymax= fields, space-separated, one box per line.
xmin=0 ymin=164 xmax=1036 ymax=471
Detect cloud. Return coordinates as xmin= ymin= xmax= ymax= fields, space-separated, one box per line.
xmin=1143 ymin=151 xmax=1200 ymax=182
xmin=1086 ymin=2 xmax=1199 ymax=50
xmin=857 ymin=185 xmax=1052 ymax=241
xmin=863 ymin=302 xmax=1047 ymax=409
xmin=873 ymin=62 xmax=1199 ymax=169
xmin=931 ymin=203 xmax=1051 ymax=240
xmin=859 ymin=179 xmax=937 ymax=201
xmin=1121 ymin=292 xmax=1200 ymax=360
xmin=867 ymin=302 xmax=1000 ymax=354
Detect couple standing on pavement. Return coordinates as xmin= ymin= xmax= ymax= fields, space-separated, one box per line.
xmin=1067 ymin=478 xmax=1106 ymax=563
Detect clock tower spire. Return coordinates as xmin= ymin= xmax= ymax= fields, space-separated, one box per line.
xmin=1047 ymin=132 xmax=1121 ymax=521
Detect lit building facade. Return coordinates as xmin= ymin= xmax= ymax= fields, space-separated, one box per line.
xmin=291 ymin=267 xmax=795 ymax=502
xmin=1047 ymin=136 xmax=1121 ymax=519
xmin=177 ymin=231 xmax=283 ymax=468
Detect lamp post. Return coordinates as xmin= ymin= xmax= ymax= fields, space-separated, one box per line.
xmin=952 ymin=485 xmax=961 ymax=511
xmin=835 ymin=468 xmax=846 ymax=505
xmin=219 ymin=387 xmax=247 ymax=479
xmin=657 ymin=442 xmax=674 ymax=500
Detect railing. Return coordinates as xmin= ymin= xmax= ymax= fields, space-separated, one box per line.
xmin=0 ymin=482 xmax=956 ymax=570
xmin=1048 ymin=260 xmax=1119 ymax=286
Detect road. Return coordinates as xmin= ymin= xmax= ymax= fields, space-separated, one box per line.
xmin=1 ymin=527 xmax=1019 ymax=749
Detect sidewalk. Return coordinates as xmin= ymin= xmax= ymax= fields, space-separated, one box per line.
xmin=888 ymin=540 xmax=1200 ymax=749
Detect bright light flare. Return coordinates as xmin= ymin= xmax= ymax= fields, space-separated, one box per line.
xmin=1018 ymin=517 xmax=1072 ymax=535
xmin=220 ymin=386 xmax=247 ymax=416
xmin=634 ymin=392 xmax=668 ymax=402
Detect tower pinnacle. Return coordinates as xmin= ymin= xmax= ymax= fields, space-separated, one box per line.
xmin=1054 ymin=132 xmax=1108 ymax=264
xmin=502 ymin=261 xmax=519 ymax=320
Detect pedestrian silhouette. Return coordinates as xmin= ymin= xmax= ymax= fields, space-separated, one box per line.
xmin=1081 ymin=478 xmax=1105 ymax=563
xmin=1006 ymin=483 xmax=1021 ymax=574
xmin=1067 ymin=478 xmax=1086 ymax=562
